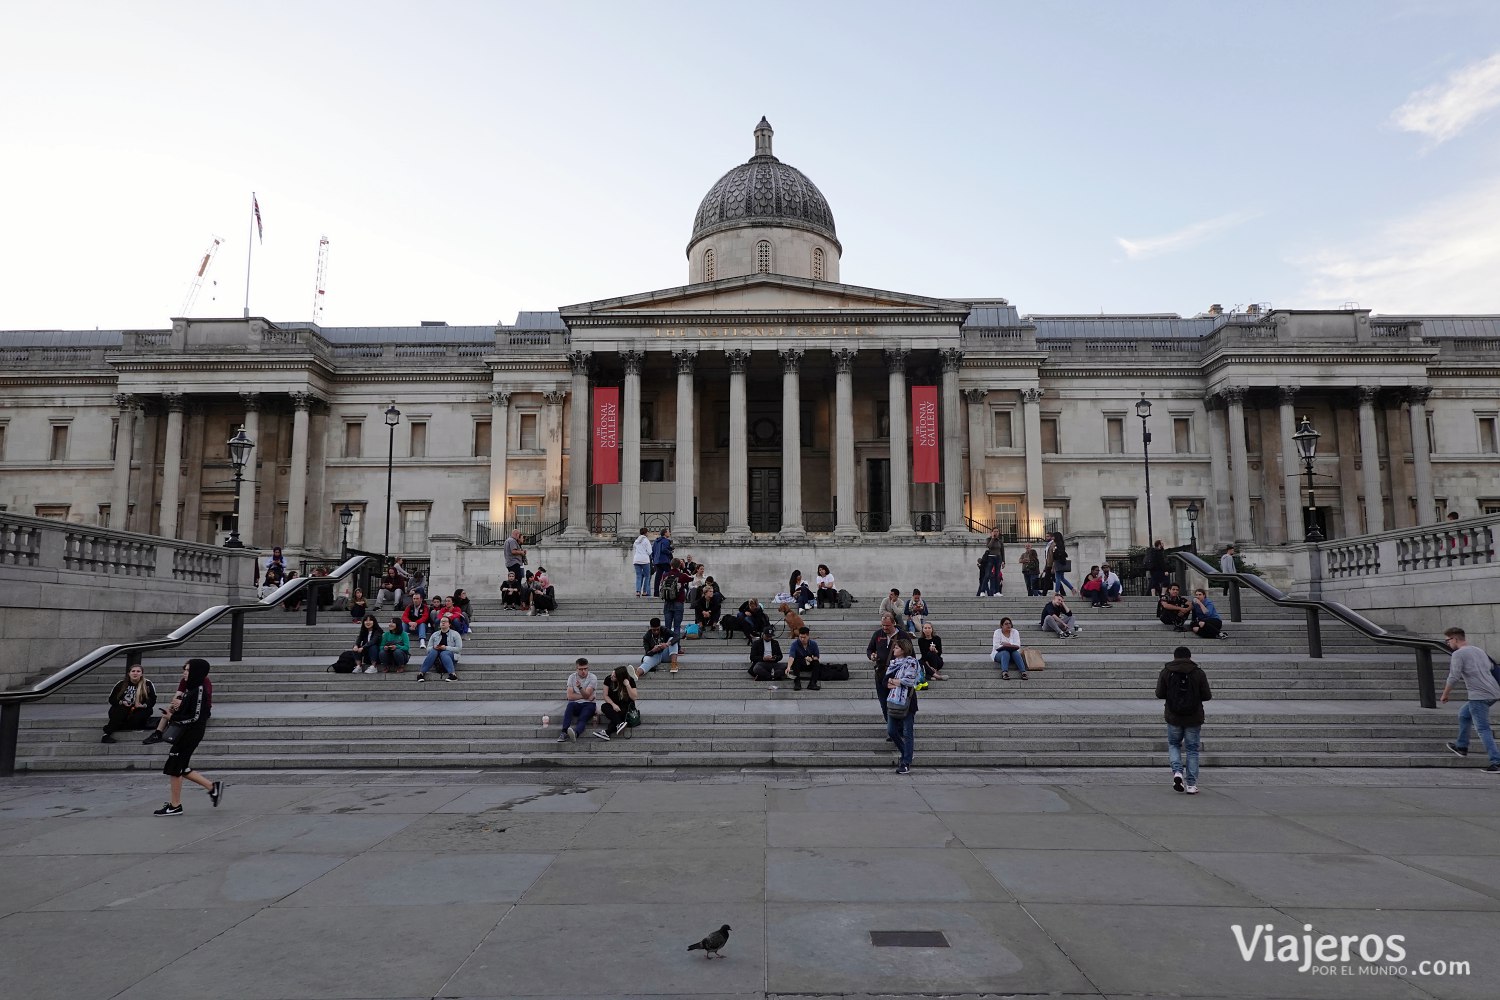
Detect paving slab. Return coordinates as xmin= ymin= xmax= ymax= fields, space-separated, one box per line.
xmin=598 ymin=781 xmax=768 ymax=813
xmin=0 ymin=853 xmax=149 ymax=915
xmin=1182 ymin=851 xmax=1500 ymax=910
xmin=1291 ymin=816 xmax=1500 ymax=855
xmin=278 ymin=851 xmax=555 ymax=905
xmin=914 ymin=783 xmax=1080 ymax=813
xmin=768 ymin=810 xmax=957 ymax=848
xmin=277 ymin=784 xmax=471 ymax=814
xmin=938 ymin=811 xmax=1163 ymax=850
xmin=34 ymin=851 xmax=347 ymax=910
xmin=572 ymin=810 xmax=767 ymax=849
xmin=366 ymin=810 xmax=591 ymax=851
xmin=1283 ymin=907 xmax=1500 ymax=1000
xmin=974 ymin=847 xmax=1262 ymax=906
xmin=521 ymin=847 xmax=763 ymax=904
xmin=179 ymin=812 xmax=421 ymax=855
xmin=1395 ymin=854 xmax=1500 ymax=901
xmin=767 ymin=847 xmax=1012 ymax=903
xmin=1112 ymin=814 xmax=1363 ymax=853
xmin=1064 ymin=782 xmax=1272 ymax=816
xmin=767 ymin=783 xmax=931 ymax=812
xmin=433 ymin=783 xmax=616 ymax=813
xmin=1213 ymin=785 xmax=1428 ymax=815
xmin=0 ymin=812 xmax=249 ymax=855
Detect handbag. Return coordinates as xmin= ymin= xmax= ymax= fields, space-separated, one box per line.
xmin=1021 ymin=647 xmax=1046 ymax=673
xmin=162 ymin=722 xmax=185 ymax=744
xmin=625 ymin=707 xmax=642 ymax=728
xmin=886 ymin=681 xmax=911 ymax=718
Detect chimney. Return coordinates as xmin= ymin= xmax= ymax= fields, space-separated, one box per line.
xmin=1245 ymin=303 xmax=1261 ymax=317
xmin=1208 ymin=303 xmax=1223 ymax=316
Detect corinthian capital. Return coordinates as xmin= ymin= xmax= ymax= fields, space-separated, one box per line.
xmin=1021 ymin=387 xmax=1044 ymax=404
xmin=940 ymin=348 xmax=964 ymax=374
xmin=620 ymin=350 xmax=645 ymax=377
xmin=566 ymin=350 xmax=592 ymax=376
xmin=962 ymin=388 xmax=989 ymax=405
xmin=832 ymin=348 xmax=857 ymax=375
xmin=1357 ymin=385 xmax=1380 ymax=405
xmin=725 ymin=349 xmax=751 ymax=374
xmin=162 ymin=392 xmax=186 ymax=413
xmin=1221 ymin=386 xmax=1247 ymax=405
xmin=672 ymin=350 xmax=697 ymax=376
xmin=883 ymin=348 xmax=909 ymax=374
xmin=780 ymin=348 xmax=804 ymax=374
xmin=542 ymin=389 xmax=568 ymax=406
xmin=488 ymin=390 xmax=512 ymax=407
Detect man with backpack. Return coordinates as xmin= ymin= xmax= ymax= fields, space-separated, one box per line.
xmin=1441 ymin=627 xmax=1500 ymax=772
xmin=650 ymin=528 xmax=673 ymax=597
xmin=1155 ymin=645 xmax=1212 ymax=794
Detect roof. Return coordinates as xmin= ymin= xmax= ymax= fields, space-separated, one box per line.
xmin=1027 ymin=315 xmax=1223 ymax=339
xmin=1380 ymin=316 xmax=1500 ymax=338
xmin=0 ymin=329 xmax=127 ymax=347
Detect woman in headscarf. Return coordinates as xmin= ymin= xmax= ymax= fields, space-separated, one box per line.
xmin=102 ymin=663 xmax=157 ymax=743
xmin=153 ymin=659 xmax=222 ymax=816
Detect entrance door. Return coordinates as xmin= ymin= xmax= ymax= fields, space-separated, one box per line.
xmin=865 ymin=458 xmax=890 ymax=532
xmin=749 ymin=467 xmax=782 ymax=533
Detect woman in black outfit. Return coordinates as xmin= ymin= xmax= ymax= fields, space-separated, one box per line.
xmin=597 ymin=665 xmax=638 ymax=739
xmin=154 ymin=659 xmax=222 ymax=815
xmin=348 ymin=588 xmax=369 ymax=621
xmin=917 ymin=621 xmax=947 ymax=681
xmin=694 ymin=582 xmax=724 ymax=631
xmin=500 ymin=570 xmax=523 ymax=610
xmin=452 ymin=589 xmax=473 ymax=621
xmin=351 ymin=614 xmax=382 ymax=672
xmin=788 ymin=570 xmax=815 ymax=612
xmin=102 ymin=664 xmax=157 ymax=742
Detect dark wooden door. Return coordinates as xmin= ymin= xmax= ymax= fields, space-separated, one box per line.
xmin=749 ymin=467 xmax=782 ymax=533
xmin=865 ymin=458 xmax=890 ymax=532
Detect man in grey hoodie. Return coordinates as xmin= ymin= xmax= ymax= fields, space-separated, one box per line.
xmin=1442 ymin=627 xmax=1500 ymax=772
xmin=1155 ymin=645 xmax=1212 ymax=794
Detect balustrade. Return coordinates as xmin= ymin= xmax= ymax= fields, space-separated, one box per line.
xmin=0 ymin=522 xmax=42 ymax=566
xmin=63 ymin=530 xmax=156 ymax=576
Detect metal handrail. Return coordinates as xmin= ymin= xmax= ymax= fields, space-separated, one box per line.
xmin=1169 ymin=549 xmax=1448 ymax=709
xmin=0 ymin=553 xmax=376 ymax=775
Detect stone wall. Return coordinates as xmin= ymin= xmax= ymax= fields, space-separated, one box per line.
xmin=0 ymin=514 xmax=258 ymax=692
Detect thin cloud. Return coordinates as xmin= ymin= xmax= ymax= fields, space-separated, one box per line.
xmin=1391 ymin=51 xmax=1500 ymax=143
xmin=1115 ymin=209 xmax=1261 ymax=260
xmin=1296 ymin=174 xmax=1500 ymax=311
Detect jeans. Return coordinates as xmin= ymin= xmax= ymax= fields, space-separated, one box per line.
xmin=663 ymin=601 xmax=684 ymax=636
xmin=1167 ymin=724 xmax=1202 ymax=785
xmin=978 ymin=555 xmax=1001 ymax=596
xmin=887 ymin=708 xmax=915 ymax=766
xmin=875 ymin=669 xmax=889 ymax=721
xmin=633 ymin=563 xmax=650 ymax=594
xmin=360 ymin=639 xmax=381 ymax=666
xmin=406 ymin=621 xmax=428 ymax=643
xmin=1455 ymin=698 xmax=1500 ymax=764
xmin=421 ymin=649 xmax=457 ymax=675
xmin=378 ymin=647 xmax=410 ymax=670
xmin=639 ymin=641 xmax=680 ymax=674
xmin=562 ymin=701 xmax=596 ymax=735
xmin=1103 ymin=581 xmax=1122 ymax=601
xmin=992 ymin=649 xmax=1024 ymax=674
xmin=651 ymin=563 xmax=670 ymax=596
xmin=1053 ymin=571 xmax=1073 ymax=594
xmin=1023 ymin=570 xmax=1039 ymax=596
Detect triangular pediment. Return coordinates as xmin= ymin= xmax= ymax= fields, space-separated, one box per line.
xmin=560 ymin=274 xmax=969 ymax=320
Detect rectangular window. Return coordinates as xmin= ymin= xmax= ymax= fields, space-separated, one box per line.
xmin=97 ymin=503 xmax=110 ymax=526
xmin=641 ymin=459 xmax=666 ymax=482
xmin=49 ymin=424 xmax=69 ymax=461
xmin=991 ymin=410 xmax=1013 ymax=449
xmin=1105 ymin=503 xmax=1134 ymax=551
xmin=110 ymin=419 xmax=120 ymax=461
xmin=332 ymin=503 xmax=365 ymax=549
xmin=464 ymin=503 xmax=489 ymax=542
xmin=409 ymin=421 xmax=427 ymax=459
xmin=1245 ymin=414 xmax=1263 ymax=454
xmin=512 ymin=500 xmax=541 ymax=531
xmin=1106 ymin=417 xmax=1124 ymax=454
xmin=0 ymin=423 xmax=6 ymax=460
xmin=399 ymin=505 xmax=430 ymax=552
xmin=34 ymin=504 xmax=70 ymax=520
xmin=1426 ymin=414 xmax=1436 ymax=454
xmin=343 ymin=422 xmax=363 ymax=459
xmin=1479 ymin=416 xmax=1499 ymax=454
xmin=1173 ymin=417 xmax=1191 ymax=453
xmin=1481 ymin=500 xmax=1500 ymax=515
xmin=991 ymin=499 xmax=1019 ymax=539
xmin=1040 ymin=418 xmax=1059 ymax=454
xmin=518 ymin=413 xmax=539 ymax=451
xmin=1043 ymin=502 xmax=1068 ymax=536
xmin=473 ymin=419 xmax=491 ymax=457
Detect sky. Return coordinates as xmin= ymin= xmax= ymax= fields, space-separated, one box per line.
xmin=2 ymin=0 xmax=1499 ymax=331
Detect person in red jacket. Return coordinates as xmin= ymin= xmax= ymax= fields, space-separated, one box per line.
xmin=402 ymin=595 xmax=436 ymax=648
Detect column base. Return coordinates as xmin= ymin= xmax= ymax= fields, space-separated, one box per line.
xmin=672 ymin=527 xmax=697 ymax=543
xmin=886 ymin=523 xmax=914 ymax=535
xmin=778 ymin=526 xmax=807 ymax=542
xmin=834 ymin=525 xmax=862 ymax=540
xmin=725 ymin=525 xmax=752 ymax=540
xmin=559 ymin=527 xmax=589 ymax=540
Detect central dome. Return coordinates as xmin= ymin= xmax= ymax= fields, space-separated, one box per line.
xmin=690 ymin=118 xmax=839 ymax=248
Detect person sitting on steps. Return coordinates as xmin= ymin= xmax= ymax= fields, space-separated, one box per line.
xmin=722 ymin=597 xmax=770 ymax=644
xmin=1039 ymin=593 xmax=1080 ymax=638
xmin=102 ymin=663 xmax=157 ymax=742
xmin=639 ymin=617 xmax=681 ymax=676
xmin=351 ymin=614 xmax=383 ymax=673
xmin=1157 ymin=584 xmax=1193 ymax=632
xmin=788 ymin=625 xmax=823 ymax=691
xmin=749 ymin=627 xmax=787 ymax=681
xmin=377 ymin=617 xmax=410 ymax=672
xmin=1190 ymin=588 xmax=1227 ymax=640
xmin=416 ymin=617 xmax=463 ymax=682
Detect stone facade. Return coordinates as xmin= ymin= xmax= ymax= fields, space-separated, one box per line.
xmin=3 ymin=122 xmax=1500 ymax=571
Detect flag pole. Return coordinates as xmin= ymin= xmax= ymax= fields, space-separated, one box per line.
xmin=243 ymin=192 xmax=256 ymax=318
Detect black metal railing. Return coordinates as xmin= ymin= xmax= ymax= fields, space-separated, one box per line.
xmin=472 ymin=520 xmax=551 ymax=546
xmin=912 ymin=510 xmax=945 ymax=532
xmin=0 ymin=553 xmax=377 ymax=776
xmin=1168 ymin=550 xmax=1449 ymax=709
xmin=804 ymin=511 xmax=836 ymax=533
xmin=696 ymin=512 xmax=728 ymax=534
xmin=857 ymin=511 xmax=891 ymax=532
xmin=641 ymin=512 xmax=673 ymax=532
xmin=588 ymin=512 xmax=620 ymax=535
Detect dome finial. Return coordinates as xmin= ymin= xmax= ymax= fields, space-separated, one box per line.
xmin=753 ymin=117 xmax=774 ymax=158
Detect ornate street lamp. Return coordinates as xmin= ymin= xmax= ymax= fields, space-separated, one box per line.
xmin=1186 ymin=499 xmax=1199 ymax=554
xmin=225 ymin=425 xmax=255 ymax=548
xmin=338 ymin=504 xmax=354 ymax=560
xmin=383 ymin=403 xmax=401 ymax=565
xmin=1136 ymin=394 xmax=1154 ymax=547
xmin=1293 ymin=416 xmax=1323 ymax=542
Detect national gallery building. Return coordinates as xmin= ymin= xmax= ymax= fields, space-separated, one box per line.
xmin=3 ymin=119 xmax=1499 ymax=577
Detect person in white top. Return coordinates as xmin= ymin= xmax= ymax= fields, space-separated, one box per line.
xmin=1100 ymin=564 xmax=1123 ymax=603
xmin=631 ymin=528 xmax=653 ymax=598
xmin=814 ymin=564 xmax=838 ymax=608
xmin=991 ymin=617 xmax=1026 ymax=679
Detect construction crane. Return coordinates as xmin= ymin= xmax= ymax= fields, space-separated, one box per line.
xmin=311 ymin=235 xmax=330 ymax=323
xmin=179 ymin=236 xmax=223 ymax=316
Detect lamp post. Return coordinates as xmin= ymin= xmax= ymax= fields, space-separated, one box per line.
xmin=1293 ymin=416 xmax=1323 ymax=542
xmin=383 ymin=403 xmax=401 ymax=566
xmin=338 ymin=504 xmax=353 ymax=560
xmin=1136 ymin=394 xmax=1154 ymax=547
xmin=225 ymin=426 xmax=255 ymax=548
xmin=1186 ymin=500 xmax=1199 ymax=554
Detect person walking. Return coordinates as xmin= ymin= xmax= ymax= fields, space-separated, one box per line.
xmin=978 ymin=527 xmax=1005 ymax=596
xmin=1155 ymin=645 xmax=1212 ymax=794
xmin=1442 ymin=627 xmax=1500 ymax=772
xmin=885 ymin=633 xmax=922 ymax=774
xmin=1047 ymin=531 xmax=1075 ymax=595
xmin=153 ymin=659 xmax=223 ymax=815
xmin=650 ymin=528 xmax=673 ymax=597
xmin=866 ymin=612 xmax=901 ymax=724
xmin=631 ymin=527 xmax=652 ymax=597
xmin=1019 ymin=543 xmax=1041 ymax=597
xmin=1146 ymin=540 xmax=1169 ymax=598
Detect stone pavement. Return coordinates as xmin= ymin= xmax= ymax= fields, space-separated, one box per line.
xmin=2 ymin=767 xmax=1499 ymax=1000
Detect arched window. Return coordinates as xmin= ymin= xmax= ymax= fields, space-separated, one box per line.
xmin=811 ymin=247 xmax=825 ymax=280
xmin=756 ymin=240 xmax=772 ymax=274
xmin=704 ymin=247 xmax=716 ymax=281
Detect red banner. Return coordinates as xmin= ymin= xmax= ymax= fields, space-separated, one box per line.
xmin=911 ymin=385 xmax=940 ymax=483
xmin=592 ymin=387 xmax=620 ymax=485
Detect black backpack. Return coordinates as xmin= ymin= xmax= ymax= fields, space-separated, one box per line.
xmin=837 ymin=588 xmax=855 ymax=609
xmin=662 ymin=574 xmax=681 ymax=601
xmin=329 ymin=650 xmax=359 ymax=674
xmin=1163 ymin=670 xmax=1200 ymax=716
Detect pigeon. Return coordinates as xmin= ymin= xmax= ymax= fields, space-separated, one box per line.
xmin=687 ymin=923 xmax=731 ymax=959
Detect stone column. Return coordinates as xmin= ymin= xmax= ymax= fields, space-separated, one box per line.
xmin=1278 ymin=387 xmax=1304 ymax=543
xmin=619 ymin=350 xmax=644 ymax=536
xmin=833 ymin=349 xmax=858 ymax=537
xmin=941 ymin=349 xmax=965 ymax=533
xmin=726 ymin=350 xmax=751 ymax=536
xmin=672 ymin=350 xmax=697 ymax=539
xmin=237 ymin=393 xmax=260 ymax=548
xmin=109 ymin=394 xmax=137 ymax=530
xmin=1022 ymin=388 xmax=1044 ymax=537
xmin=544 ymin=389 xmax=569 ymax=527
xmin=487 ymin=390 xmax=511 ymax=529
xmin=562 ymin=351 xmax=591 ymax=536
xmin=963 ymin=388 xmax=988 ymax=529
xmin=780 ymin=348 xmax=805 ymax=537
xmin=180 ymin=401 xmax=206 ymax=542
xmin=1205 ymin=398 xmax=1230 ymax=546
xmin=1224 ymin=387 xmax=1253 ymax=541
xmin=885 ymin=348 xmax=912 ymax=533
xmin=306 ymin=404 xmax=328 ymax=549
xmin=285 ymin=392 xmax=313 ymax=548
xmin=1408 ymin=386 xmax=1436 ymax=525
xmin=1357 ymin=385 xmax=1385 ymax=534
xmin=158 ymin=393 xmax=186 ymax=539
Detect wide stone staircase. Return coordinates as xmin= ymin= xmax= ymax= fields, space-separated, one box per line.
xmin=12 ymin=591 xmax=1461 ymax=771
